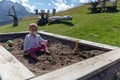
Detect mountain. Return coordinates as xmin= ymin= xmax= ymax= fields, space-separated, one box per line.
xmin=0 ymin=0 xmax=33 ymax=26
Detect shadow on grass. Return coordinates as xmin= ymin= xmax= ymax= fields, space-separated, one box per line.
xmin=87 ymin=9 xmax=120 ymax=14
xmin=48 ymin=21 xmax=74 ymax=26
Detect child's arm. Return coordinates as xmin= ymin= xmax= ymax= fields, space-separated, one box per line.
xmin=23 ymin=35 xmax=30 ymax=51
xmin=38 ymin=35 xmax=48 ymax=43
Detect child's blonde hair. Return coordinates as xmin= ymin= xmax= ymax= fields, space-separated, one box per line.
xmin=29 ymin=23 xmax=38 ymax=29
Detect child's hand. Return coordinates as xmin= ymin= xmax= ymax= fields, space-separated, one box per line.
xmin=24 ymin=50 xmax=30 ymax=56
xmin=46 ymin=40 xmax=49 ymax=43
xmin=46 ymin=40 xmax=50 ymax=44
xmin=24 ymin=50 xmax=30 ymax=53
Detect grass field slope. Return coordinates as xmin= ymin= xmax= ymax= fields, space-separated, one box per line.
xmin=0 ymin=1 xmax=120 ymax=47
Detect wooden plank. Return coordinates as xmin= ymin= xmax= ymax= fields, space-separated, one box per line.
xmin=30 ymin=49 xmax=120 ymax=80
xmin=0 ymin=46 xmax=35 ymax=80
xmin=39 ymin=31 xmax=119 ymax=50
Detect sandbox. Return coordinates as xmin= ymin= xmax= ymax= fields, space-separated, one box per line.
xmin=0 ymin=31 xmax=120 ymax=80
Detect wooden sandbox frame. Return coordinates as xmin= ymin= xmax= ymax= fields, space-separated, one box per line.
xmin=0 ymin=31 xmax=120 ymax=80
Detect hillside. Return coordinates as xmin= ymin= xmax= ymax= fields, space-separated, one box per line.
xmin=0 ymin=1 xmax=120 ymax=47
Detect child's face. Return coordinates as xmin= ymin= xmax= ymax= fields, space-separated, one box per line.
xmin=29 ymin=26 xmax=37 ymax=34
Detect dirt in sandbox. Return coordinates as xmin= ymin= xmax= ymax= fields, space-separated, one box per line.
xmin=2 ymin=38 xmax=106 ymax=76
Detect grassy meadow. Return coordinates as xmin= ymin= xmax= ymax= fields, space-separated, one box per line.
xmin=0 ymin=1 xmax=120 ymax=47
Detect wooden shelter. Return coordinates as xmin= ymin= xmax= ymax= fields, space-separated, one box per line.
xmin=89 ymin=0 xmax=118 ymax=13
xmin=37 ymin=10 xmax=50 ymax=26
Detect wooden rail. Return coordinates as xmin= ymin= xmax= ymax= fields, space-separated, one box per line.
xmin=0 ymin=46 xmax=35 ymax=80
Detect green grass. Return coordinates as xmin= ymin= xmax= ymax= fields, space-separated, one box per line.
xmin=0 ymin=1 xmax=120 ymax=47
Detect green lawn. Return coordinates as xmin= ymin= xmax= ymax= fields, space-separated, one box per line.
xmin=0 ymin=2 xmax=120 ymax=47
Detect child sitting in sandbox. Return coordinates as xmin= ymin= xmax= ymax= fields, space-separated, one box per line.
xmin=24 ymin=23 xmax=49 ymax=61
